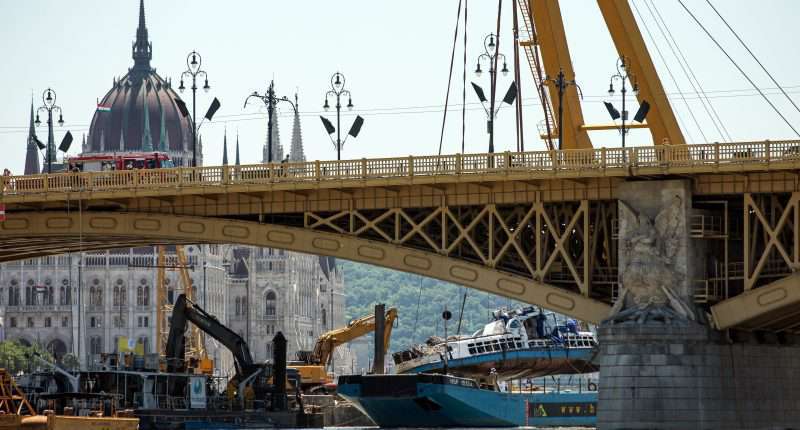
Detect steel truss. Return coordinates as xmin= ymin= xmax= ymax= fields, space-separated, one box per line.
xmin=303 ymin=201 xmax=617 ymax=300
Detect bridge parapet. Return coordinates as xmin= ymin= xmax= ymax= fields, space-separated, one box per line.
xmin=2 ymin=140 xmax=799 ymax=199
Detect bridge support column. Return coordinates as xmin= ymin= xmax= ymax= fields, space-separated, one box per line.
xmin=598 ymin=325 xmax=800 ymax=429
xmin=598 ymin=179 xmax=800 ymax=429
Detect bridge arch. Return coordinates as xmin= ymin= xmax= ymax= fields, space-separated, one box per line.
xmin=0 ymin=211 xmax=610 ymax=322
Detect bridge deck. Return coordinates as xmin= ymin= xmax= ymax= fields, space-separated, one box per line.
xmin=2 ymin=140 xmax=800 ymax=205
xmin=3 ymin=140 xmax=800 ymax=330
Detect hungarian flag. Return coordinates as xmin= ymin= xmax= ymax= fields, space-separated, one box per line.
xmin=97 ymin=104 xmax=112 ymax=113
xmin=0 ymin=203 xmax=5 ymax=222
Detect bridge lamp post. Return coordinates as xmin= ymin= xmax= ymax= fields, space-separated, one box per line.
xmin=179 ymin=51 xmax=210 ymax=167
xmin=34 ymin=88 xmax=64 ymax=174
xmin=605 ymin=56 xmax=649 ymax=149
xmin=321 ymin=72 xmax=364 ymax=161
xmin=543 ymin=69 xmax=582 ymax=151
xmin=244 ymin=80 xmax=296 ymax=163
xmin=472 ymin=33 xmax=517 ymax=154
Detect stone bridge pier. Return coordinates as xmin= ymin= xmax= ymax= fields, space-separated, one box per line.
xmin=597 ymin=180 xmax=800 ymax=429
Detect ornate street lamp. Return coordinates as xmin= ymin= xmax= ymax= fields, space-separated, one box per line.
xmin=605 ymin=56 xmax=649 ymax=149
xmin=543 ymin=69 xmax=582 ymax=150
xmin=179 ymin=51 xmax=211 ymax=167
xmin=320 ymin=72 xmax=363 ymax=161
xmin=243 ymin=80 xmax=296 ymax=163
xmin=472 ymin=34 xmax=515 ymax=154
xmin=35 ymin=88 xmax=65 ymax=174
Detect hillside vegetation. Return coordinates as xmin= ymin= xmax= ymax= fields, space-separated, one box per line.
xmin=343 ymin=261 xmax=523 ymax=352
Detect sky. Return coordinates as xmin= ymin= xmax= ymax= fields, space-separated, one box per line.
xmin=1 ymin=1 xmax=799 ymax=173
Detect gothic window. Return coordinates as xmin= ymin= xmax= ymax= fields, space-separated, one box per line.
xmin=25 ymin=285 xmax=33 ymax=306
xmin=8 ymin=280 xmax=18 ymax=306
xmin=90 ymin=285 xmax=103 ymax=307
xmin=265 ymin=291 xmax=276 ymax=317
xmin=138 ymin=316 xmax=149 ymax=328
xmin=235 ymin=297 xmax=241 ymax=316
xmin=90 ymin=336 xmax=103 ymax=355
xmin=26 ymin=317 xmax=34 ymax=328
xmin=113 ymin=282 xmax=126 ymax=307
xmin=8 ymin=317 xmax=16 ymax=328
xmin=44 ymin=317 xmax=51 ymax=328
xmin=0 ymin=288 xmax=4 ymax=306
xmin=45 ymin=286 xmax=54 ymax=306
xmin=90 ymin=316 xmax=102 ymax=328
xmin=61 ymin=316 xmax=69 ymax=327
xmin=321 ymin=307 xmax=327 ymax=326
xmin=61 ymin=283 xmax=72 ymax=305
xmin=137 ymin=283 xmax=149 ymax=306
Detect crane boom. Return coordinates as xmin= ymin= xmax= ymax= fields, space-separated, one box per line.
xmin=596 ymin=0 xmax=685 ymax=146
xmin=519 ymin=0 xmax=685 ymax=147
xmin=523 ymin=0 xmax=593 ymax=149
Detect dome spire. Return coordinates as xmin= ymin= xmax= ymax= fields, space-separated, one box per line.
xmin=235 ymin=130 xmax=241 ymax=166
xmin=24 ymin=97 xmax=41 ymax=175
xmin=132 ymin=0 xmax=152 ymax=71
xmin=222 ymin=126 xmax=228 ymax=166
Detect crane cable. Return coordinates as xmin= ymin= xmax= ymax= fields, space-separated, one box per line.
xmin=647 ymin=0 xmax=731 ymax=142
xmin=677 ymin=0 xmax=800 ymax=138
xmin=462 ymin=0 xmax=468 ymax=154
xmin=705 ymin=0 xmax=800 ymax=117
xmin=437 ymin=0 xmax=464 ymax=157
xmin=411 ymin=276 xmax=423 ymax=340
xmin=631 ymin=0 xmax=701 ymax=144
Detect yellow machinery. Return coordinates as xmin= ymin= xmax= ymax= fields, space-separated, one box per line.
xmin=156 ymin=245 xmax=210 ymax=373
xmin=291 ymin=307 xmax=398 ymax=391
xmin=517 ymin=0 xmax=685 ymax=148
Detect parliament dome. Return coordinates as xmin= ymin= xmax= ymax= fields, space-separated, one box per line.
xmin=85 ymin=0 xmax=196 ymax=166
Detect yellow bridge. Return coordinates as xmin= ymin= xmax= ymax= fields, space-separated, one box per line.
xmin=3 ymin=140 xmax=800 ymax=330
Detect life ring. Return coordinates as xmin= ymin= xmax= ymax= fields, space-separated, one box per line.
xmin=587 ymin=382 xmax=598 ymax=391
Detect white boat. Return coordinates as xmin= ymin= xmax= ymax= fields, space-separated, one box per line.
xmin=392 ymin=306 xmax=598 ymax=380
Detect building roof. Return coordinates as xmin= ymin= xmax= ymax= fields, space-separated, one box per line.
xmin=84 ymin=0 xmax=194 ymax=166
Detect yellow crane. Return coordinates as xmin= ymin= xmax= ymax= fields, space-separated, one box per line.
xmin=156 ymin=245 xmax=206 ymax=370
xmin=291 ymin=307 xmax=398 ymax=392
xmin=516 ymin=0 xmax=685 ymax=148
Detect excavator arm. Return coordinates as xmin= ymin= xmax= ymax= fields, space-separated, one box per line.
xmin=313 ymin=307 xmax=398 ymax=366
xmin=166 ymin=294 xmax=254 ymax=377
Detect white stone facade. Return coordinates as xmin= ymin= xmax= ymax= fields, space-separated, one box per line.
xmin=0 ymin=244 xmax=348 ymax=376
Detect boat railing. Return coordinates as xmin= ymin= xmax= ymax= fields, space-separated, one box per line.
xmin=509 ymin=374 xmax=599 ymax=395
xmin=465 ymin=332 xmax=597 ymax=356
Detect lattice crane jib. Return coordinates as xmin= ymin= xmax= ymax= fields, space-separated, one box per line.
xmin=522 ymin=0 xmax=593 ymax=150
xmin=157 ymin=245 xmax=205 ymax=364
xmin=596 ymin=0 xmax=686 ymax=146
xmin=518 ymin=0 xmax=686 ymax=148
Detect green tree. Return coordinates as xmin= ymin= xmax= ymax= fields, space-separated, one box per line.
xmin=0 ymin=341 xmax=54 ymax=374
xmin=342 ymin=261 xmax=524 ymax=352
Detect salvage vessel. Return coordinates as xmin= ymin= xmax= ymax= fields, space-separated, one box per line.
xmin=338 ymin=373 xmax=597 ymax=427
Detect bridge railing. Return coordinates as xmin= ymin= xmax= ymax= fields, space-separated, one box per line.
xmin=2 ymin=140 xmax=799 ymax=196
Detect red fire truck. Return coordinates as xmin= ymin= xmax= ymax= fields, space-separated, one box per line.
xmin=67 ymin=152 xmax=175 ymax=172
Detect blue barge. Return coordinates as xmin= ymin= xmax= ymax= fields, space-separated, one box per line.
xmin=338 ymin=373 xmax=597 ymax=428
